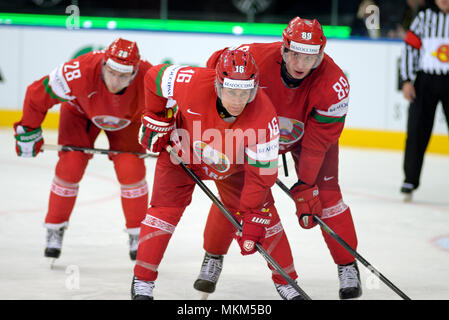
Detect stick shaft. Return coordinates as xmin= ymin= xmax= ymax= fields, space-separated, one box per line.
xmin=43 ymin=144 xmax=156 ymax=159
xmin=275 ymin=178 xmax=411 ymax=300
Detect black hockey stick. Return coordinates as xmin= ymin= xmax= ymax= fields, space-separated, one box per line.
xmin=166 ymin=145 xmax=311 ymax=300
xmin=281 ymin=153 xmax=289 ymax=177
xmin=275 ymin=178 xmax=411 ymax=300
xmin=42 ymin=144 xmax=157 ymax=159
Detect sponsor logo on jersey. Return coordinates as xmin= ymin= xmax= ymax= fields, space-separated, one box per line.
xmin=193 ymin=140 xmax=230 ymax=173
xmin=160 ymin=65 xmax=185 ymax=98
xmin=47 ymin=65 xmax=76 ymax=101
xmin=278 ymin=117 xmax=304 ymax=145
xmin=327 ymin=98 xmax=349 ymax=116
xmin=91 ymin=115 xmax=131 ymax=131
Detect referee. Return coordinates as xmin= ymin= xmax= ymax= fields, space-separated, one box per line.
xmin=400 ymin=0 xmax=449 ymax=201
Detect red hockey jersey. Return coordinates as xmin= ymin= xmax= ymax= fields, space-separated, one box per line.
xmin=207 ymin=42 xmax=349 ymax=185
xmin=18 ymin=50 xmax=152 ymax=131
xmin=144 ymin=64 xmax=280 ymax=211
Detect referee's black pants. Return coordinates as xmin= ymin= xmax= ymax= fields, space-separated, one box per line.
xmin=403 ymin=72 xmax=449 ymax=189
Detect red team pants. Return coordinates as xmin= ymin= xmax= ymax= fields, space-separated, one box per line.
xmin=203 ymin=142 xmax=358 ymax=268
xmin=44 ymin=103 xmax=148 ymax=231
xmin=134 ymin=151 xmax=298 ymax=284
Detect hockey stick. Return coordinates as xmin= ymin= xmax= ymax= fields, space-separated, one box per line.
xmin=275 ymin=178 xmax=411 ymax=300
xmin=281 ymin=153 xmax=289 ymax=177
xmin=42 ymin=144 xmax=157 ymax=159
xmin=166 ymin=145 xmax=312 ymax=300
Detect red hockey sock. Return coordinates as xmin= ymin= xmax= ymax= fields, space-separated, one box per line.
xmin=45 ymin=151 xmax=89 ymax=226
xmin=263 ymin=208 xmax=298 ymax=285
xmin=113 ymin=154 xmax=148 ymax=229
xmin=120 ymin=180 xmax=148 ymax=229
xmin=134 ymin=208 xmax=184 ymax=281
xmin=44 ymin=177 xmax=79 ymax=225
xmin=203 ymin=204 xmax=235 ymax=255
xmin=321 ymin=207 xmax=358 ymax=265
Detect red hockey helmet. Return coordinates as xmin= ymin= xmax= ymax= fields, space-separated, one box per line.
xmin=282 ymin=17 xmax=327 ymax=55
xmin=104 ymin=38 xmax=140 ymax=74
xmin=215 ymin=49 xmax=259 ymax=103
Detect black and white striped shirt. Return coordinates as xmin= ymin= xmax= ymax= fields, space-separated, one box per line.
xmin=400 ymin=7 xmax=449 ymax=81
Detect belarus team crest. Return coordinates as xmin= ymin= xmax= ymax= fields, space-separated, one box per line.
xmin=278 ymin=116 xmax=304 ymax=146
xmin=193 ymin=141 xmax=230 ymax=173
xmin=91 ymin=115 xmax=131 ymax=131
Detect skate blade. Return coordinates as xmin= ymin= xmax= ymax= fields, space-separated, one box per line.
xmin=403 ymin=193 xmax=413 ymax=202
xmin=197 ymin=291 xmax=210 ymax=300
xmin=48 ymin=258 xmax=57 ymax=269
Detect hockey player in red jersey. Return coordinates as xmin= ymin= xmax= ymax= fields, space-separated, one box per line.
xmin=14 ymin=38 xmax=152 ymax=261
xmin=195 ymin=17 xmax=362 ymax=299
xmin=131 ymin=49 xmax=302 ymax=300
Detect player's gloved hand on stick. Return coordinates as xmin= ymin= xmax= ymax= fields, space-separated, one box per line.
xmin=14 ymin=124 xmax=44 ymax=157
xmin=290 ymin=180 xmax=322 ymax=229
xmin=237 ymin=209 xmax=271 ymax=255
xmin=139 ymin=111 xmax=175 ymax=153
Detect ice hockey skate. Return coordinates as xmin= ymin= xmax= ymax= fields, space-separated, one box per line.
xmin=128 ymin=233 xmax=139 ymax=261
xmin=131 ymin=276 xmax=154 ymax=300
xmin=44 ymin=226 xmax=65 ymax=267
xmin=193 ymin=252 xmax=223 ymax=300
xmin=401 ymin=183 xmax=415 ymax=202
xmin=338 ymin=261 xmax=362 ymax=299
xmin=275 ymin=282 xmax=307 ymax=300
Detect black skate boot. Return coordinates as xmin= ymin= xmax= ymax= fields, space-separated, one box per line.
xmin=338 ymin=261 xmax=362 ymax=299
xmin=400 ymin=182 xmax=416 ymax=202
xmin=44 ymin=227 xmax=65 ymax=259
xmin=193 ymin=252 xmax=223 ymax=298
xmin=129 ymin=233 xmax=139 ymax=261
xmin=131 ymin=276 xmax=154 ymax=300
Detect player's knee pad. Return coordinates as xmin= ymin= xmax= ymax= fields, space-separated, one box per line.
xmin=55 ymin=151 xmax=90 ymax=183
xmin=112 ymin=153 xmax=146 ymax=185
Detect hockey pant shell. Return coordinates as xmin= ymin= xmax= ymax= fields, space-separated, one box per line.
xmin=403 ymin=72 xmax=449 ymax=188
xmin=292 ymin=142 xmax=358 ymax=266
xmin=44 ymin=102 xmax=147 ymax=229
xmin=202 ymin=172 xmax=298 ymax=285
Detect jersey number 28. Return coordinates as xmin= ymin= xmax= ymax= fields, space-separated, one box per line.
xmin=63 ymin=61 xmax=81 ymax=82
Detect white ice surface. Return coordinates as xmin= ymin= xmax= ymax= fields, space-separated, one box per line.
xmin=1 ymin=128 xmax=448 ymax=300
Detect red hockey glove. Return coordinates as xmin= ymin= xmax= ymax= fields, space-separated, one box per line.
xmin=237 ymin=210 xmax=271 ymax=255
xmin=139 ymin=112 xmax=175 ymax=153
xmin=14 ymin=124 xmax=44 ymax=157
xmin=290 ymin=181 xmax=322 ymax=229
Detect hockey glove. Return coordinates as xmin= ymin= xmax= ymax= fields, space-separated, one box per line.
xmin=139 ymin=112 xmax=175 ymax=153
xmin=237 ymin=210 xmax=271 ymax=255
xmin=14 ymin=124 xmax=44 ymax=157
xmin=290 ymin=181 xmax=322 ymax=229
